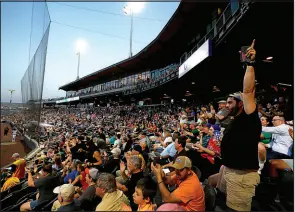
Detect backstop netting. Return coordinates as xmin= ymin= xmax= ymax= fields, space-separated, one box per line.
xmin=21 ymin=2 xmax=51 ymax=142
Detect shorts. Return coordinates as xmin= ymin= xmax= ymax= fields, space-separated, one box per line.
xmin=222 ymin=166 xmax=260 ymax=211
xmin=30 ymin=200 xmax=38 ymax=210
xmin=217 ymin=165 xmax=226 ymax=194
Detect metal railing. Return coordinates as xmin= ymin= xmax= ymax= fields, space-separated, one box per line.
xmin=124 ymin=71 xmax=178 ymax=95
xmin=180 ymin=1 xmax=241 ymax=65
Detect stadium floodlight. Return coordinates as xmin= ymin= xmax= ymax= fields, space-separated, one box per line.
xmin=75 ymin=39 xmax=87 ymax=54
xmin=126 ymin=2 xmax=145 ymax=14
xmin=123 ymin=2 xmax=145 ymax=58
xmin=9 ymin=89 xmax=15 ymax=104
xmin=75 ymin=39 xmax=87 ymax=80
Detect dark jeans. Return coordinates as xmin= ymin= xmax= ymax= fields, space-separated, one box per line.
xmin=266 ymin=149 xmax=291 ymax=161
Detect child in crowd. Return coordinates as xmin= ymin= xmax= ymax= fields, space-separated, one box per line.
xmin=133 ymin=177 xmax=157 ymax=211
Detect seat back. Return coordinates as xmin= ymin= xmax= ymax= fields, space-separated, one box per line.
xmin=192 ymin=166 xmax=202 ymax=180
xmin=32 ymin=197 xmax=57 ymax=211
xmin=204 ymin=184 xmax=216 ymax=211
xmin=2 ymin=196 xmax=29 ymax=211
xmin=41 ymin=196 xmax=58 ymax=211
xmin=16 ymin=191 xmax=38 ymax=204
xmin=0 ymin=186 xmax=32 ymax=209
xmin=80 ymin=196 xmax=101 ymax=211
xmin=111 ymin=165 xmax=119 ymax=175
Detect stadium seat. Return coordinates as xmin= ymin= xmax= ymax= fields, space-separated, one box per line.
xmin=1 ymin=197 xmax=29 ymax=211
xmin=215 ymin=189 xmax=227 ymax=210
xmin=80 ymin=196 xmax=101 ymax=211
xmin=0 ymin=186 xmax=37 ymax=209
xmin=31 ymin=196 xmax=57 ymax=211
xmin=40 ymin=196 xmax=58 ymax=211
xmin=204 ymin=184 xmax=216 ymax=211
xmin=15 ymin=190 xmax=38 ymax=205
xmin=192 ymin=166 xmax=202 ymax=180
xmin=277 ymin=170 xmax=294 ymax=211
xmin=111 ymin=165 xmax=119 ymax=176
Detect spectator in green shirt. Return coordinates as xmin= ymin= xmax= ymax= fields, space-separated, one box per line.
xmin=260 ymin=116 xmax=272 ymax=144
xmin=258 ymin=116 xmax=272 ymax=174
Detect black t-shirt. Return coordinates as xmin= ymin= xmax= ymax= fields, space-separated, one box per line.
xmin=103 ymin=158 xmax=120 ymax=173
xmin=71 ymin=142 xmax=86 ymax=161
xmin=98 ymin=133 xmax=106 ymax=141
xmin=173 ymin=149 xmax=187 ymax=163
xmin=221 ymin=110 xmax=261 ymax=170
xmin=75 ymin=185 xmax=96 ymax=206
xmin=126 ymin=171 xmax=143 ymax=208
xmin=34 ymin=175 xmax=60 ymax=204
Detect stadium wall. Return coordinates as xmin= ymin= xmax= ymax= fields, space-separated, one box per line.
xmin=1 ymin=121 xmax=40 ymax=168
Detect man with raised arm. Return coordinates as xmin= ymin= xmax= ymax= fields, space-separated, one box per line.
xmin=220 ymin=40 xmax=262 ymax=211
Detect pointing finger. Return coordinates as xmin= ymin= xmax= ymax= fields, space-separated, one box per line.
xmin=250 ymin=39 xmax=255 ymax=48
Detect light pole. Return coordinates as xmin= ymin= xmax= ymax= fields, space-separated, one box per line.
xmin=75 ymin=39 xmax=87 ymax=80
xmin=124 ymin=5 xmax=133 ymax=58
xmin=9 ymin=89 xmax=15 ymax=104
xmin=76 ymin=52 xmax=80 ymax=80
xmin=123 ymin=2 xmax=144 ymax=58
xmin=129 ymin=10 xmax=134 ymax=58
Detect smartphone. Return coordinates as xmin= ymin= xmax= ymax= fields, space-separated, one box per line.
xmin=163 ymin=168 xmax=170 ymax=174
xmin=240 ymin=46 xmax=250 ymax=63
xmin=192 ymin=146 xmax=200 ymax=150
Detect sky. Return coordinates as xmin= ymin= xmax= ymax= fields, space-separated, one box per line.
xmin=1 ymin=1 xmax=180 ymax=103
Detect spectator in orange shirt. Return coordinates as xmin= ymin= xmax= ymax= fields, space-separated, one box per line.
xmin=1 ymin=164 xmax=20 ymax=192
xmin=11 ymin=153 xmax=26 ymax=179
xmin=151 ymin=156 xmax=205 ymax=211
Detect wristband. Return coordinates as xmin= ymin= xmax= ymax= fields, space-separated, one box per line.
xmin=245 ymin=61 xmax=256 ymax=67
xmin=158 ymin=181 xmax=163 ymax=185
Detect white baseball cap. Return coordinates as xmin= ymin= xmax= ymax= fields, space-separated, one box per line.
xmin=53 ymin=184 xmax=75 ymax=200
xmin=111 ymin=148 xmax=121 ymax=156
xmin=11 ymin=153 xmax=20 ymax=158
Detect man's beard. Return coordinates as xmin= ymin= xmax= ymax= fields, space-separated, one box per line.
xmin=229 ymin=105 xmax=240 ymax=116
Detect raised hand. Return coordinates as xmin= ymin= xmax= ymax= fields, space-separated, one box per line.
xmin=120 ymin=161 xmax=126 ymax=173
xmin=246 ymin=39 xmax=256 ymax=61
xmin=151 ymin=162 xmax=163 ymax=178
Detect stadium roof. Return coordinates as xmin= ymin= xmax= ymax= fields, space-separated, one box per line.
xmin=59 ymin=1 xmax=226 ymax=91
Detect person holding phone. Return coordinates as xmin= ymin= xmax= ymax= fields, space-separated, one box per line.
xmin=220 ymin=40 xmax=261 ymax=211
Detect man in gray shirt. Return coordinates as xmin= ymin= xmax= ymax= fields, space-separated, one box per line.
xmin=214 ymin=100 xmax=231 ymax=128
xmin=75 ymin=168 xmax=99 ymax=207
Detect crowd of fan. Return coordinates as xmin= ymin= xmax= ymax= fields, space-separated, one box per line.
xmin=0 ymin=44 xmax=294 ymax=211
xmin=1 ymin=96 xmax=293 ymax=211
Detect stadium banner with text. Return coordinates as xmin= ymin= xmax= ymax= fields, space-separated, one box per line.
xmin=178 ymin=39 xmax=212 ymax=78
xmin=56 ymin=96 xmax=79 ymax=104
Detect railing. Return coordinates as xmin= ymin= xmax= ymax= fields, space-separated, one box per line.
xmin=180 ymin=1 xmax=241 ymax=65
xmin=124 ymin=70 xmax=178 ymax=95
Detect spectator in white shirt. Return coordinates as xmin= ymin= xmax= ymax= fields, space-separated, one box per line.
xmin=113 ymin=134 xmax=122 ymax=148
xmin=261 ymin=116 xmax=293 ymax=160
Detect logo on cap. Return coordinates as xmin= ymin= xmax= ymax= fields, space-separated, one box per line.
xmin=176 ymin=158 xmax=182 ymax=163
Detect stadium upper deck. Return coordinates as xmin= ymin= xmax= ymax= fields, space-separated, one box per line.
xmin=44 ymin=1 xmax=293 ymax=106
xmin=58 ymin=1 xmax=228 ymax=90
